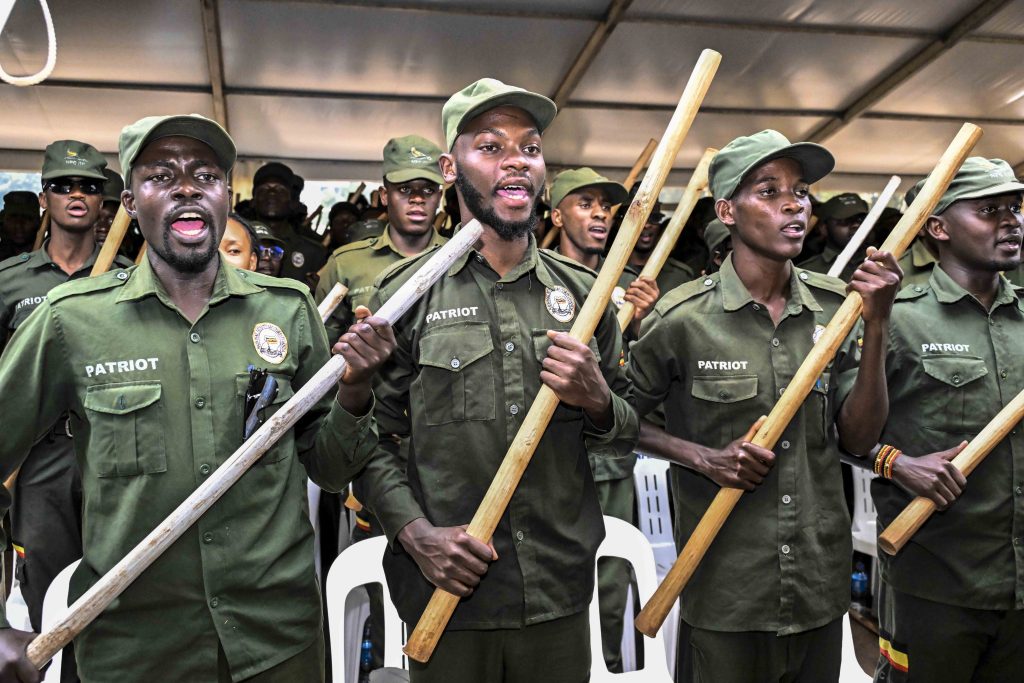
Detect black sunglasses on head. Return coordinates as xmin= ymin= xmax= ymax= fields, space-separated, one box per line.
xmin=45 ymin=178 xmax=104 ymax=196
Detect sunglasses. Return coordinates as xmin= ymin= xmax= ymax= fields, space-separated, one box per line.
xmin=45 ymin=178 xmax=104 ymax=196
xmin=258 ymin=245 xmax=284 ymax=259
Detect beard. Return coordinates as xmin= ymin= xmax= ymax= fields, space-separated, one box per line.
xmin=151 ymin=210 xmax=221 ymax=273
xmin=455 ymin=169 xmax=538 ymax=241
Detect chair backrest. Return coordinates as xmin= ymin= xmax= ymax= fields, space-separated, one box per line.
xmin=850 ymin=466 xmax=877 ymax=531
xmin=324 ymin=535 xmax=407 ymax=682
xmin=590 ymin=516 xmax=673 ymax=682
xmin=839 ymin=612 xmax=872 ymax=681
xmin=40 ymin=558 xmax=81 ymax=681
xmin=633 ymin=455 xmax=676 ymax=570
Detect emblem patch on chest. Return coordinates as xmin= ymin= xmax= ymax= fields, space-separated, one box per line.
xmin=545 ymin=286 xmax=576 ymax=323
xmin=253 ymin=322 xmax=288 ymax=365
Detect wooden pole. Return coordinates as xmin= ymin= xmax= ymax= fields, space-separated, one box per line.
xmin=634 ymin=122 xmax=984 ymax=638
xmin=878 ymin=385 xmax=1024 ymax=555
xmin=317 ymin=282 xmax=350 ymax=323
xmin=25 ymin=220 xmax=486 ymax=671
xmin=826 ymin=175 xmax=902 ymax=279
xmin=32 ymin=212 xmax=49 ymax=251
xmin=616 ymin=147 xmax=716 ymax=330
xmin=403 ymin=49 xmax=722 ymax=664
xmin=540 ymin=137 xmax=658 ymax=250
xmin=89 ymin=206 xmax=130 ymax=276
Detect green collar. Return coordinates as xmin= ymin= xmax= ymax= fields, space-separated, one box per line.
xmin=117 ymin=252 xmax=262 ymax=305
xmin=719 ymin=253 xmax=823 ymax=314
xmin=449 ymin=227 xmax=559 ymax=289
xmin=373 ymin=224 xmax=446 ymax=255
xmin=929 ymin=264 xmax=1020 ymax=312
xmin=24 ymin=239 xmax=102 ymax=272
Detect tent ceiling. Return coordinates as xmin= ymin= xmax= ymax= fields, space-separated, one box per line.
xmin=1 ymin=0 xmax=1022 ymax=196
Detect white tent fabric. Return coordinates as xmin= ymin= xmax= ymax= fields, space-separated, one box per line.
xmin=2 ymin=0 xmax=1023 ymax=195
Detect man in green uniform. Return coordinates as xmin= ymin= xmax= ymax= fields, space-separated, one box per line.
xmin=836 ymin=157 xmax=1024 ymax=682
xmin=359 ymin=79 xmax=639 ymax=683
xmin=316 ymin=135 xmax=448 ymax=343
xmin=629 ymin=209 xmax=695 ymax=295
xmin=0 ymin=114 xmax=395 ymax=683
xmin=897 ymin=233 xmax=939 ymax=288
xmin=628 ymin=130 xmax=902 ymax=682
xmin=798 ymin=192 xmax=868 ymax=281
xmin=250 ymin=162 xmax=327 ymax=285
xmin=702 ymin=217 xmax=731 ymax=275
xmin=547 ymin=166 xmax=655 ymax=672
xmin=0 ymin=192 xmax=39 ymax=261
xmin=93 ymin=169 xmax=124 ymax=248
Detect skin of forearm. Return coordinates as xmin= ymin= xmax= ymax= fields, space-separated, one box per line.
xmin=638 ymin=419 xmax=708 ymax=474
xmin=838 ymin=320 xmax=889 ymax=455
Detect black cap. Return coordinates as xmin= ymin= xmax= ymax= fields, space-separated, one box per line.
xmin=253 ymin=162 xmax=296 ymax=189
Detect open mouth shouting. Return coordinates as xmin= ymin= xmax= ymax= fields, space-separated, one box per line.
xmin=168 ymin=209 xmax=211 ymax=243
xmin=494 ymin=178 xmax=534 ymax=209
xmin=780 ymin=220 xmax=806 ymax=240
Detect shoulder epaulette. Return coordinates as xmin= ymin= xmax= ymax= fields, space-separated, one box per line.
xmin=373 ymin=246 xmax=440 ymax=290
xmin=239 ymin=270 xmax=314 ymax=296
xmin=0 ymin=252 xmax=31 ymax=273
xmin=796 ymin=268 xmax=847 ymax=298
xmin=654 ymin=273 xmax=718 ymax=315
xmin=538 ymin=248 xmax=598 ymax=277
xmin=47 ymin=266 xmax=134 ymax=303
xmin=331 ymin=237 xmax=377 ymax=258
xmin=113 ymin=254 xmax=136 ymax=269
xmin=895 ymin=283 xmax=929 ymax=301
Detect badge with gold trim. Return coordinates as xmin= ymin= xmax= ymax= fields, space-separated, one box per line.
xmin=545 ymin=285 xmax=576 ymax=323
xmin=253 ymin=322 xmax=288 ymax=365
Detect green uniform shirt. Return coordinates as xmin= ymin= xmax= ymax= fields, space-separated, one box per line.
xmin=0 ymin=255 xmax=376 ymax=681
xmin=361 ymin=233 xmax=638 ymax=629
xmin=275 ymin=223 xmax=328 ymax=282
xmin=838 ymin=266 xmax=1024 ymax=611
xmin=315 ymin=226 xmax=448 ymax=342
xmin=797 ymin=243 xmax=857 ymax=282
xmin=0 ymin=240 xmax=133 ymax=343
xmin=628 ymin=254 xmax=854 ymax=635
xmin=897 ymin=239 xmax=938 ymax=288
xmin=654 ymin=256 xmax=695 ymax=296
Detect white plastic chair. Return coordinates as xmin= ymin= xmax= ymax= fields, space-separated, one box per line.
xmin=590 ymin=516 xmax=673 ymax=682
xmin=325 ymin=536 xmax=407 ymax=683
xmin=632 ymin=454 xmax=679 ymax=676
xmin=39 ymin=558 xmax=80 ymax=681
xmin=850 ymin=467 xmax=877 ymax=557
xmin=6 ymin=575 xmax=33 ymax=632
xmin=840 ymin=612 xmax=872 ymax=681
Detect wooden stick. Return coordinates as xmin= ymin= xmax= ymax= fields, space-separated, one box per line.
xmin=347 ymin=182 xmax=366 ymax=203
xmin=634 ymin=122 xmax=984 ymax=638
xmin=89 ymin=206 xmax=130 ymax=276
xmin=25 ymin=220 xmax=486 ymax=671
xmin=540 ymin=137 xmax=658 ymax=250
xmin=878 ymin=385 xmax=1024 ymax=555
xmin=827 ymin=175 xmax=902 ymax=279
xmin=32 ymin=212 xmax=49 ymax=251
xmin=403 ymin=49 xmax=722 ymax=664
xmin=134 ymin=243 xmax=147 ymax=266
xmin=317 ymin=282 xmax=349 ymax=323
xmin=616 ymin=147 xmax=716 ymax=330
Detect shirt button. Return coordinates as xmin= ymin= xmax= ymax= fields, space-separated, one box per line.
xmin=1015 ymin=486 xmax=1022 ymax=496
xmin=203 ymin=532 xmax=213 ymax=544
xmin=505 ymin=341 xmax=515 ymax=353
xmin=495 ymin=282 xmax=503 ymax=290
xmin=703 ymin=278 xmax=713 ymax=286
xmin=951 ymin=374 xmax=961 ymax=384
xmin=781 ymin=440 xmax=790 ymax=450
xmin=798 ymin=272 xmax=809 ymax=281
xmin=509 ymin=404 xmax=519 ymax=416
xmin=116 ymin=271 xmax=128 ymax=281
xmin=752 ymin=304 xmax=760 ymax=311
xmin=516 ymin=530 xmax=525 ymax=541
xmin=450 ymin=358 xmax=461 ymax=369
xmin=771 ymin=338 xmax=780 ymax=347
xmin=782 ymin=494 xmax=792 ymax=504
xmin=199 ymin=464 xmax=211 ymax=475
xmin=194 ymin=397 xmax=206 ymax=409
xmin=914 ymin=286 xmax=923 ymax=293
xmin=779 ymin=387 xmax=786 ymax=397
xmin=210 ymin=597 xmax=219 ymax=608
xmin=781 ymin=544 xmax=791 ymax=555
xmin=190 ymin=332 xmax=201 ymax=343
xmin=1001 ymin=370 xmax=1008 ymax=379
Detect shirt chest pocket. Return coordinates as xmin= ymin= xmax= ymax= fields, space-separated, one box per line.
xmin=234 ymin=374 xmax=296 ymax=464
xmin=920 ymin=355 xmax=990 ymax=431
xmin=84 ymin=382 xmax=167 ymax=478
xmin=416 ymin=322 xmax=495 ymax=426
xmin=531 ymin=330 xmax=602 ymax=422
xmin=690 ymin=375 xmax=759 ymax=445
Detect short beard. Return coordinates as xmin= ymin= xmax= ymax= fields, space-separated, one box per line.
xmin=151 ymin=213 xmax=221 ymax=273
xmin=455 ymin=170 xmax=538 ymax=241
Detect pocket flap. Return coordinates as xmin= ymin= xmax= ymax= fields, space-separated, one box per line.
xmin=85 ymin=382 xmax=162 ymax=415
xmin=419 ymin=323 xmax=493 ymax=372
xmin=691 ymin=375 xmax=758 ymax=403
xmin=531 ymin=330 xmax=602 ymax=365
xmin=921 ymin=355 xmax=988 ymax=388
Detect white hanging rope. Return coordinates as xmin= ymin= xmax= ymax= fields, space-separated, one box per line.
xmin=0 ymin=0 xmax=56 ymax=86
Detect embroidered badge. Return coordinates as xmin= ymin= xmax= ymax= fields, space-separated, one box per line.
xmin=545 ymin=285 xmax=576 ymax=323
xmin=290 ymin=251 xmax=306 ymax=268
xmin=812 ymin=324 xmax=825 ymax=345
xmin=611 ymin=285 xmax=627 ymax=309
xmin=253 ymin=322 xmax=288 ymax=365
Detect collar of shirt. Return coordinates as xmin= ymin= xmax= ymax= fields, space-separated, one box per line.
xmin=116 ymin=252 xmax=263 ymax=307
xmin=911 ymin=239 xmax=939 ymax=268
xmin=718 ymin=252 xmax=823 ymax=314
xmin=821 ymin=243 xmax=840 ymax=264
xmin=25 ymin=239 xmax=102 ymax=273
xmin=448 ymin=228 xmax=561 ymax=289
xmin=372 ymin=224 xmax=446 ymax=255
xmin=929 ymin=263 xmax=1021 ymax=312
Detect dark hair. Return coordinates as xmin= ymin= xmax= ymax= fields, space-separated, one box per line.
xmin=229 ymin=212 xmax=259 ymax=255
xmin=328 ymin=201 xmax=360 ymax=223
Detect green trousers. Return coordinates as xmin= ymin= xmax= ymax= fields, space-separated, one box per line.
xmin=595 ymin=475 xmax=635 ymax=673
xmin=874 ymin=583 xmax=1024 ymax=683
xmin=218 ymin=633 xmax=324 ymax=683
xmin=688 ymin=617 xmax=842 ymax=683
xmin=409 ymin=611 xmax=590 ymax=683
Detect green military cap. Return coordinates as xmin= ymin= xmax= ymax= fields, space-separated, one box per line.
xmin=382 ymin=135 xmax=444 ymax=185
xmin=704 ymin=218 xmax=731 ymax=253
xmin=1 ymin=191 xmax=40 ymax=219
xmin=905 ymin=157 xmax=1024 ymax=215
xmin=818 ymin=192 xmax=868 ymax=220
xmin=119 ymin=114 xmax=236 ymax=185
xmin=710 ymin=129 xmax=834 ymax=200
xmin=442 ymin=78 xmax=557 ymax=150
xmin=101 ymin=168 xmax=125 ymax=203
xmin=41 ymin=140 xmax=107 ymax=182
xmin=252 ymin=221 xmax=285 ymax=246
xmin=549 ymin=167 xmax=629 ymax=210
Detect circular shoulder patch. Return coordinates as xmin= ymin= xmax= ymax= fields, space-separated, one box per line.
xmin=545 ymin=285 xmax=576 ymax=323
xmin=253 ymin=322 xmax=288 ymax=365
xmin=290 ymin=251 xmax=306 ymax=268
